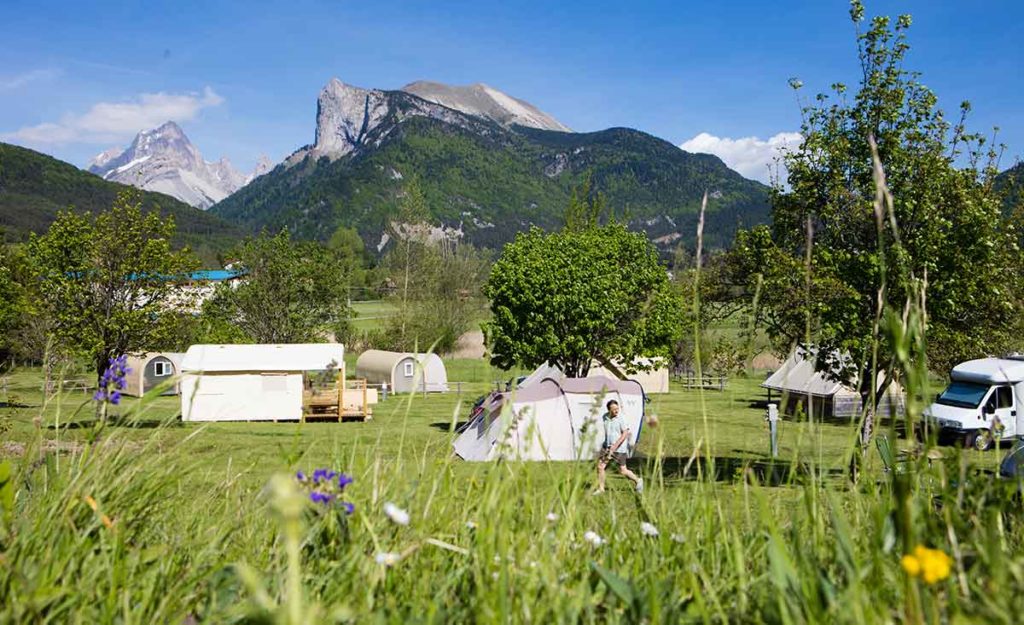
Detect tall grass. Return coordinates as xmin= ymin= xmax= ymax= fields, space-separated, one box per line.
xmin=3 ymin=148 xmax=1024 ymax=623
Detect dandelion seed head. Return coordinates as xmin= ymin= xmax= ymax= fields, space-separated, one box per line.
xmin=583 ymin=531 xmax=605 ymax=547
xmin=640 ymin=522 xmax=660 ymax=537
xmin=383 ymin=502 xmax=410 ymax=526
xmin=375 ymin=552 xmax=400 ymax=567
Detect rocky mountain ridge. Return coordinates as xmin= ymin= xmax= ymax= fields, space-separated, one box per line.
xmin=88 ymin=122 xmax=267 ymax=210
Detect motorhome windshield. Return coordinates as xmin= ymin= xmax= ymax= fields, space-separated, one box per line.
xmin=937 ymin=381 xmax=990 ymax=409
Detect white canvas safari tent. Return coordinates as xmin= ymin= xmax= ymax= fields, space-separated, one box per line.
xmin=453 ymin=375 xmax=645 ymax=461
xmin=762 ymin=348 xmax=904 ymax=419
xmin=180 ymin=344 xmax=344 ymax=422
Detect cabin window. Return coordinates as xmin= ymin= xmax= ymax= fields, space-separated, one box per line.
xmin=261 ymin=374 xmax=288 ymax=392
xmin=403 ymin=362 xmax=414 ymax=378
xmin=153 ymin=361 xmax=171 ymax=377
xmin=997 ymin=386 xmax=1014 ymax=409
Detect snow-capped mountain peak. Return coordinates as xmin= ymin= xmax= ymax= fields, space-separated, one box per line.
xmin=88 ymin=122 xmax=266 ymax=209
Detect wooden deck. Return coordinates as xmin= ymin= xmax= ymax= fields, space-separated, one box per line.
xmin=303 ymin=378 xmax=374 ymax=421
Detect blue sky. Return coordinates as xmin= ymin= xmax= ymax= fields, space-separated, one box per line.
xmin=1 ymin=0 xmax=1021 ymax=181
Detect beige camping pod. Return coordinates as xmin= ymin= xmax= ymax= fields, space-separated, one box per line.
xmin=124 ymin=352 xmax=184 ymax=397
xmin=355 ymin=350 xmax=449 ymax=393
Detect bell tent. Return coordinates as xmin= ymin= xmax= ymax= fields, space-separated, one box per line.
xmin=762 ymin=348 xmax=904 ymax=419
xmin=453 ymin=375 xmax=645 ymax=461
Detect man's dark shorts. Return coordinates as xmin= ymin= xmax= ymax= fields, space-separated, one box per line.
xmin=601 ymin=448 xmax=628 ymax=468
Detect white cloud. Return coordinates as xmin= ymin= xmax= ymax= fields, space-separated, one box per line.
xmin=0 ymin=68 xmax=61 ymax=90
xmin=679 ymin=131 xmax=802 ymax=183
xmin=2 ymin=87 xmax=224 ymax=146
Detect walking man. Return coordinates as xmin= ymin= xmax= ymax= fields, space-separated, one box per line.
xmin=594 ymin=399 xmax=643 ymax=494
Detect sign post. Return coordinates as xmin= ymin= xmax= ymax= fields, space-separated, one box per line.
xmin=766 ymin=403 xmax=779 ymax=458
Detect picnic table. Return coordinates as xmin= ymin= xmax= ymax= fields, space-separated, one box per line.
xmin=674 ymin=371 xmax=729 ymax=391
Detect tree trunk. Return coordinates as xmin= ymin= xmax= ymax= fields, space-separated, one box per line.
xmin=858 ymin=369 xmax=895 ymax=452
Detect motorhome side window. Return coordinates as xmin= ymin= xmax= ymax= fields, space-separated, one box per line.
xmin=998 ymin=386 xmax=1014 ymax=409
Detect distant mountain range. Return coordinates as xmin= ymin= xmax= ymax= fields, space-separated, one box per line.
xmin=996 ymin=161 xmax=1023 ymax=213
xmin=0 ymin=141 xmax=241 ymax=263
xmin=88 ymin=122 xmax=271 ymax=209
xmin=212 ymin=78 xmax=771 ymax=252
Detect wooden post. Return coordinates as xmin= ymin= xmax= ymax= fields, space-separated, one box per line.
xmin=337 ymin=371 xmax=344 ymax=422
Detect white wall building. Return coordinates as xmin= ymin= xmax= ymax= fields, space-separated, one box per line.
xmin=180 ymin=343 xmax=344 ymax=422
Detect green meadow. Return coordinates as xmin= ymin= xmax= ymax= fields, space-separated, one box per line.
xmin=1 ymin=361 xmax=1018 ymax=623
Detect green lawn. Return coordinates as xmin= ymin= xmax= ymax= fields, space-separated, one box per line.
xmin=0 ymin=361 xmax=1016 ymax=622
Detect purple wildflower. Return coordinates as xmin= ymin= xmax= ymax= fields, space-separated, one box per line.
xmin=337 ymin=473 xmax=353 ymax=489
xmin=310 ymin=491 xmax=333 ymax=504
xmin=94 ymin=355 xmax=131 ymax=406
xmin=342 ymin=502 xmax=355 ymax=515
xmin=296 ymin=471 xmax=306 ymax=481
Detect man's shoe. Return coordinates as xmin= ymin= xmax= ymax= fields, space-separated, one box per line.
xmin=635 ymin=478 xmax=644 ymax=493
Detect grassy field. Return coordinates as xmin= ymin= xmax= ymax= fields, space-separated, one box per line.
xmin=349 ymin=300 xmax=400 ymax=332
xmin=0 ymin=360 xmax=1020 ymax=622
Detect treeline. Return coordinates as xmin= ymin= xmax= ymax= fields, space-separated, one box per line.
xmin=0 ymin=186 xmax=492 ymax=382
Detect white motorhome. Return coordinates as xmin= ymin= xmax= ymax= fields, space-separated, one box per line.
xmin=925 ymin=358 xmax=1024 ymax=450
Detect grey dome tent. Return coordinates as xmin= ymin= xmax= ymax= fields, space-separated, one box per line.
xmin=454 ymin=374 xmax=645 ymax=461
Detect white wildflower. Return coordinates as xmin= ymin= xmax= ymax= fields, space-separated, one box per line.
xmin=466 ymin=520 xmax=478 ymax=530
xmin=671 ymin=533 xmax=686 ymax=544
xmin=546 ymin=512 xmax=559 ymax=522
xmin=493 ymin=555 xmax=502 ymax=564
xmin=383 ymin=502 xmax=410 ymax=526
xmin=583 ymin=530 xmax=605 ymax=547
xmin=375 ymin=552 xmax=401 ymax=567
xmin=492 ymin=572 xmax=500 ymax=580
xmin=640 ymin=522 xmax=660 ymax=537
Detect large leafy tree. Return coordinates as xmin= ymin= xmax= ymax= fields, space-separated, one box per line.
xmin=728 ymin=2 xmax=1023 ymax=438
xmin=484 ymin=222 xmax=683 ymax=377
xmin=28 ymin=190 xmax=200 ymax=382
xmin=0 ymin=245 xmax=27 ymax=365
xmin=205 ymin=229 xmax=350 ymax=343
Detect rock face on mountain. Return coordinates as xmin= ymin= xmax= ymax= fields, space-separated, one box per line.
xmin=288 ymin=78 xmax=500 ymax=165
xmin=214 ymin=76 xmax=770 ymax=253
xmin=88 ymin=122 xmax=260 ymax=210
xmin=401 ymin=81 xmax=571 ymax=132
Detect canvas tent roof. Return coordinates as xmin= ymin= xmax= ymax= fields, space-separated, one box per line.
xmin=181 ymin=344 xmax=344 ymax=373
xmin=519 ymin=359 xmax=669 ymax=394
xmin=761 ymin=349 xmax=857 ymax=398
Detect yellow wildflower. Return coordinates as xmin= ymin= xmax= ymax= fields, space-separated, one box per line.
xmin=900 ymin=554 xmax=921 ymax=577
xmin=901 ymin=545 xmax=952 ymax=584
xmin=84 ymin=495 xmax=98 ymax=511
